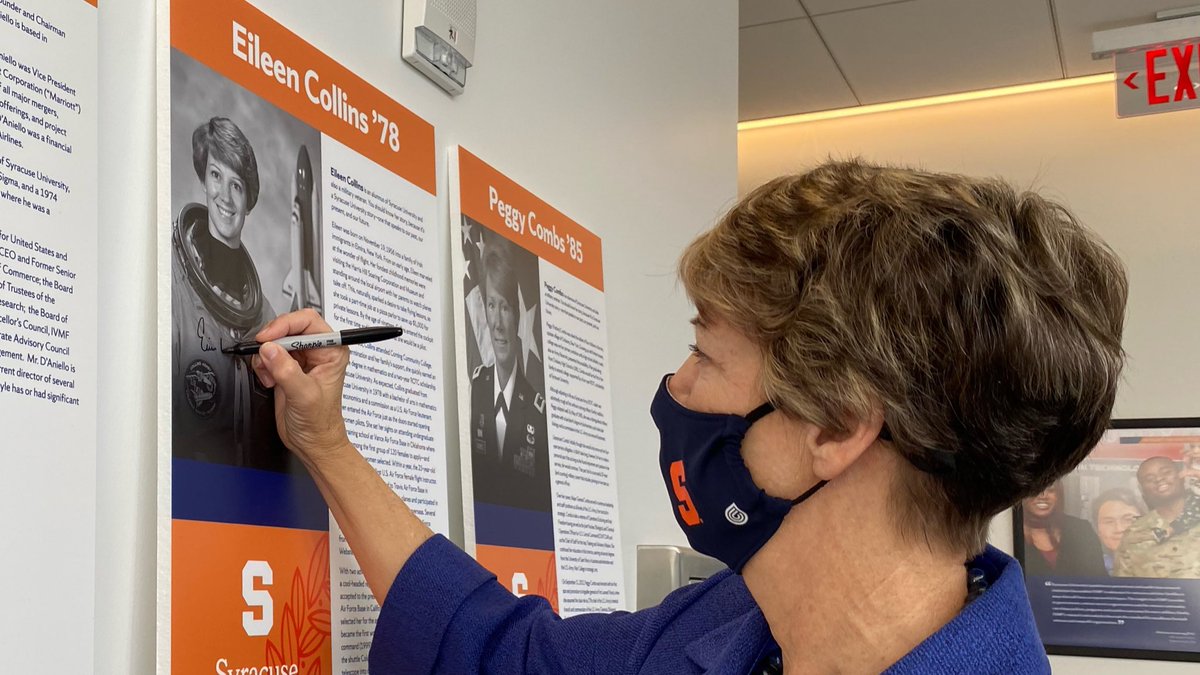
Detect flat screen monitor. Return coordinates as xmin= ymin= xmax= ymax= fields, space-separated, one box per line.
xmin=1014 ymin=418 xmax=1200 ymax=662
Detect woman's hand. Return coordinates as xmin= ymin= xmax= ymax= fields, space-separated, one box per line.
xmin=252 ymin=310 xmax=432 ymax=603
xmin=251 ymin=308 xmax=352 ymax=469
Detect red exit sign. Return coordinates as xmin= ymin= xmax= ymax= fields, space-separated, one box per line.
xmin=1115 ymin=40 xmax=1200 ymax=117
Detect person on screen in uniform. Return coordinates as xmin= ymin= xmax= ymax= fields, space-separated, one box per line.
xmin=1114 ymin=456 xmax=1200 ymax=578
xmin=252 ymin=161 xmax=1129 ymax=674
xmin=1185 ymin=443 xmax=1200 ymax=497
xmin=468 ymin=245 xmax=551 ymax=512
xmin=172 ymin=116 xmax=284 ymax=470
xmin=1091 ymin=487 xmax=1144 ymax=574
xmin=1020 ymin=480 xmax=1107 ymax=577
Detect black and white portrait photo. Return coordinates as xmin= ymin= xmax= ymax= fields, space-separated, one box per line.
xmin=461 ymin=218 xmax=552 ymax=513
xmin=170 ymin=50 xmax=323 ymax=473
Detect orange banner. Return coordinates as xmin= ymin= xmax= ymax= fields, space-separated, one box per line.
xmin=459 ymin=147 xmax=603 ymax=291
xmin=476 ymin=544 xmax=559 ymax=614
xmin=173 ymin=520 xmax=332 ymax=675
xmin=171 ymin=0 xmax=435 ymax=195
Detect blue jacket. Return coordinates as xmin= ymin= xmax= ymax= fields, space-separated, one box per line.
xmin=370 ymin=536 xmax=1050 ymax=674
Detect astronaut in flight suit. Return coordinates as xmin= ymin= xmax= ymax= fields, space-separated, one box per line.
xmin=171 ymin=116 xmax=286 ymax=470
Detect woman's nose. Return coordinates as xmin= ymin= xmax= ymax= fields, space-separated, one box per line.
xmin=667 ymin=355 xmax=697 ymax=404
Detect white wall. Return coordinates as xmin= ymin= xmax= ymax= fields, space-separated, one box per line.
xmin=740 ymin=83 xmax=1200 ymax=675
xmin=95 ymin=1 xmax=736 ymax=672
xmin=96 ymin=2 xmax=157 ymax=674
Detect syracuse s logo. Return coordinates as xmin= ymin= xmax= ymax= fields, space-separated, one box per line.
xmin=669 ymin=460 xmax=701 ymax=526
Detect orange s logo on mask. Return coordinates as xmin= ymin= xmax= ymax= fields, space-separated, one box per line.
xmin=670 ymin=460 xmax=702 ymax=526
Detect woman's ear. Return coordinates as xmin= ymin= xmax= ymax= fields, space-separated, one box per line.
xmin=806 ymin=409 xmax=885 ymax=481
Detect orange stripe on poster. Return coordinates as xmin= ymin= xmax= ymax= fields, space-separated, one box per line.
xmin=459 ymin=147 xmax=603 ymax=291
xmin=171 ymin=0 xmax=435 ymax=195
xmin=173 ymin=519 xmax=332 ymax=674
xmin=1089 ymin=441 xmax=1198 ymax=461
xmin=476 ymin=544 xmax=560 ymax=614
xmin=83 ymin=0 xmax=98 ymax=7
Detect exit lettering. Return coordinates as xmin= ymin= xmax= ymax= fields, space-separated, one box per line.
xmin=1142 ymin=44 xmax=1198 ymax=104
xmin=1115 ymin=40 xmax=1200 ymax=118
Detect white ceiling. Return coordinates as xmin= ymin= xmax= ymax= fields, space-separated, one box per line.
xmin=739 ymin=0 xmax=1189 ymax=121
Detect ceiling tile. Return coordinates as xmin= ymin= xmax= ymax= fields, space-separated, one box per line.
xmin=804 ymin=0 xmax=917 ymax=17
xmin=739 ymin=18 xmax=858 ymax=120
xmin=814 ymin=0 xmax=1063 ymax=104
xmin=740 ymin=0 xmax=807 ymax=28
xmin=1054 ymin=0 xmax=1189 ymax=77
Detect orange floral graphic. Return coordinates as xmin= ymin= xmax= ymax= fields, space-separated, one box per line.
xmin=266 ymin=534 xmax=331 ymax=674
xmin=536 ymin=553 xmax=559 ymax=613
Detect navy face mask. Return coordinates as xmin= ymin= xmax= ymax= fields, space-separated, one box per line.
xmin=652 ymin=374 xmax=827 ymax=573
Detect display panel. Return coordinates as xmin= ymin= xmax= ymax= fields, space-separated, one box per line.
xmin=449 ymin=146 xmax=627 ymax=616
xmin=158 ymin=1 xmax=445 ymax=672
xmin=1015 ymin=418 xmax=1200 ymax=662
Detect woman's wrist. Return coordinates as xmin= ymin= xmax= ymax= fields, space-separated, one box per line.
xmin=302 ymin=436 xmax=359 ymax=476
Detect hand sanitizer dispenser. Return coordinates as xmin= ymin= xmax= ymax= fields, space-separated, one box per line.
xmin=636 ymin=545 xmax=726 ymax=610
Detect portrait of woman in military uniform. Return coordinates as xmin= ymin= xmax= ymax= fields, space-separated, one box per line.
xmin=170 ymin=52 xmax=323 ymax=473
xmin=462 ymin=223 xmax=552 ymax=513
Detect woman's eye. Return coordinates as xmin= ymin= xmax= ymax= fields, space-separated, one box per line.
xmin=688 ymin=344 xmax=707 ymax=360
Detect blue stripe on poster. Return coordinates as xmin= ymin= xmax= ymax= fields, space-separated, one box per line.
xmin=475 ymin=502 xmax=555 ymax=551
xmin=173 ymin=458 xmax=328 ymax=531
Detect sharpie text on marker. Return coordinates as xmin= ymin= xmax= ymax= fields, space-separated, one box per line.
xmin=221 ymin=326 xmax=404 ymax=356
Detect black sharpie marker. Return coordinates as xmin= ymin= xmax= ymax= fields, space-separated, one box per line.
xmin=221 ymin=326 xmax=404 ymax=356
